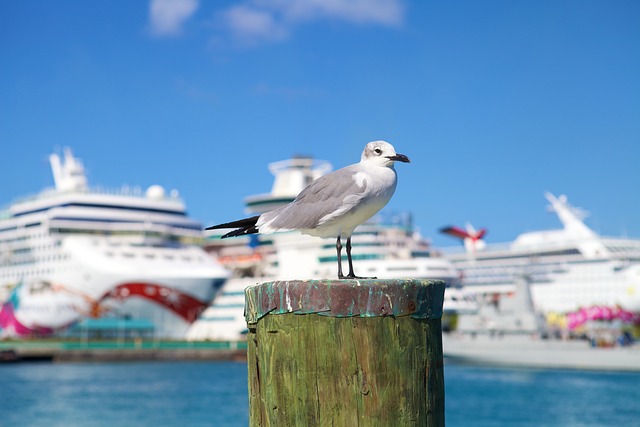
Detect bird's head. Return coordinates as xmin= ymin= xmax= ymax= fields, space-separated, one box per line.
xmin=361 ymin=140 xmax=410 ymax=167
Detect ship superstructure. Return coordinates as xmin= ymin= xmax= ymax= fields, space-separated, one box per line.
xmin=440 ymin=193 xmax=640 ymax=314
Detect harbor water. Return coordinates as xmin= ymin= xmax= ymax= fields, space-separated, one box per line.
xmin=1 ymin=361 xmax=639 ymax=426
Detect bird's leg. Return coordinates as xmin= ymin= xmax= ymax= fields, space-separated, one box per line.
xmin=345 ymin=237 xmax=377 ymax=280
xmin=336 ymin=236 xmax=346 ymax=279
xmin=346 ymin=237 xmax=356 ymax=278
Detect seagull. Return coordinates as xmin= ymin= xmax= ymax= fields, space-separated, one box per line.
xmin=206 ymin=140 xmax=410 ymax=279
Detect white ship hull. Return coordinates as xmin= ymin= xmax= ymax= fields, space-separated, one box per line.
xmin=1 ymin=274 xmax=221 ymax=339
xmin=1 ymin=235 xmax=227 ymax=339
xmin=442 ymin=333 xmax=640 ymax=372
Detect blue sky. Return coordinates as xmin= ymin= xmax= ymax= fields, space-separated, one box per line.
xmin=1 ymin=1 xmax=639 ymax=247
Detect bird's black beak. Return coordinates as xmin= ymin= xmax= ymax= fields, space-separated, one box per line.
xmin=387 ymin=153 xmax=410 ymax=163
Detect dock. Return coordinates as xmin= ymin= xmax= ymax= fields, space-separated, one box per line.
xmin=0 ymin=339 xmax=247 ymax=363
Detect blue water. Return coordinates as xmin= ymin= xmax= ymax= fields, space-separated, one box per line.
xmin=1 ymin=361 xmax=638 ymax=426
xmin=445 ymin=365 xmax=640 ymax=426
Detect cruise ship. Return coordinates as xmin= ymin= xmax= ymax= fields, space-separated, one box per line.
xmin=439 ymin=192 xmax=640 ymax=314
xmin=0 ymin=148 xmax=229 ymax=339
xmin=187 ymin=156 xmax=464 ymax=341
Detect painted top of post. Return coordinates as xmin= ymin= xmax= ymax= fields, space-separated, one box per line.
xmin=244 ymin=279 xmax=445 ymax=325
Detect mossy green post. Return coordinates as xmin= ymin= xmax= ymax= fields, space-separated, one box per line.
xmin=245 ymin=279 xmax=446 ymax=426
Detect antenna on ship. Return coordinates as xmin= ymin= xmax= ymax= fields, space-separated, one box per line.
xmin=544 ymin=192 xmax=610 ymax=259
xmin=49 ymin=147 xmax=89 ymax=193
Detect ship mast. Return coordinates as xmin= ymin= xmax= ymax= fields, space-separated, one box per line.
xmin=49 ymin=148 xmax=88 ymax=193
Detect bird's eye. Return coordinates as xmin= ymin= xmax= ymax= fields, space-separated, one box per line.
xmin=374 ymin=148 xmax=382 ymax=155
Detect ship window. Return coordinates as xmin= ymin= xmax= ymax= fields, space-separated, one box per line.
xmin=388 ymin=266 xmax=418 ymax=272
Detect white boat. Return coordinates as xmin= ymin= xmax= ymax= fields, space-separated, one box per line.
xmin=0 ymin=148 xmax=229 ymax=339
xmin=439 ymin=192 xmax=640 ymax=314
xmin=442 ymin=274 xmax=640 ymax=372
xmin=442 ymin=333 xmax=640 ymax=371
xmin=187 ymin=156 xmax=462 ymax=341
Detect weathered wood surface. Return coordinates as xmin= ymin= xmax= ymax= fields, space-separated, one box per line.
xmin=246 ymin=279 xmax=445 ymax=426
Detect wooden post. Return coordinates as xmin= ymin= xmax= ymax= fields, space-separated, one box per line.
xmin=245 ymin=279 xmax=445 ymax=426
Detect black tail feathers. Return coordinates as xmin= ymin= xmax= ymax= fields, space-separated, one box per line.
xmin=205 ymin=215 xmax=260 ymax=238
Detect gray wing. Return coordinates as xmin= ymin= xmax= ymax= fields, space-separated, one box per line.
xmin=260 ymin=165 xmax=366 ymax=230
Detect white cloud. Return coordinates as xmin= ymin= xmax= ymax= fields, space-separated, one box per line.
xmin=222 ymin=5 xmax=289 ymax=45
xmin=219 ymin=0 xmax=405 ymax=45
xmin=149 ymin=0 xmax=199 ymax=37
xmin=274 ymin=0 xmax=405 ymax=26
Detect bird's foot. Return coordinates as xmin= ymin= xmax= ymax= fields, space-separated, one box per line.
xmin=338 ymin=274 xmax=378 ymax=280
